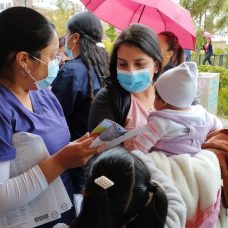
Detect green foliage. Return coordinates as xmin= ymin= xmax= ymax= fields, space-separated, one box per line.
xmin=103 ymin=38 xmax=114 ymax=53
xmin=195 ymin=29 xmax=205 ymax=51
xmin=180 ymin=0 xmax=228 ymax=32
xmin=224 ymin=48 xmax=228 ymax=54
xmin=218 ymin=87 xmax=228 ymax=116
xmin=198 ymin=65 xmax=228 ymax=90
xmin=47 ymin=0 xmax=74 ymax=36
xmin=103 ymin=25 xmax=116 ymax=53
xmin=198 ymin=65 xmax=228 ymax=116
xmin=105 ymin=25 xmax=117 ymax=42
xmin=213 ymin=49 xmax=225 ymax=55
xmin=47 ymin=10 xmax=73 ymax=36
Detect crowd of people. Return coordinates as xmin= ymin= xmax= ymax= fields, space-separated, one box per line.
xmin=0 ymin=6 xmax=225 ymax=228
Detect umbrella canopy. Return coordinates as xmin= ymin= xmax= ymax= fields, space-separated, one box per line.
xmin=80 ymin=0 xmax=196 ymax=50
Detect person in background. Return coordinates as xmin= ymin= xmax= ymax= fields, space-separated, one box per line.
xmin=69 ymin=147 xmax=186 ymax=228
xmin=58 ymin=35 xmax=70 ymax=67
xmin=158 ymin=31 xmax=185 ymax=71
xmin=52 ymin=11 xmax=109 ymax=141
xmin=184 ymin=49 xmax=191 ymax=61
xmin=203 ymin=36 xmax=213 ymax=65
xmin=0 ymin=7 xmax=101 ymax=227
xmin=51 ymin=11 xmax=110 ymax=194
xmin=124 ymin=62 xmax=222 ymax=154
xmin=88 ymin=24 xmax=163 ymax=133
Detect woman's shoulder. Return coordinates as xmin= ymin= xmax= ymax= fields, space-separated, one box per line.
xmin=95 ymin=82 xmax=129 ymax=102
xmin=32 ymin=89 xmax=62 ymax=108
xmin=33 ymin=88 xmax=55 ymax=99
xmin=58 ymin=58 xmax=88 ymax=79
xmin=0 ymin=85 xmax=19 ymax=115
xmin=32 ymin=89 xmax=65 ymax=117
xmin=93 ymin=87 xmax=111 ymax=105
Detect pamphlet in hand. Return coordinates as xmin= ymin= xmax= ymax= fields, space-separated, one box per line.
xmin=90 ymin=119 xmax=143 ymax=149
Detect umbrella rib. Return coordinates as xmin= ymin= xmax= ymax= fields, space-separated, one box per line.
xmin=129 ymin=4 xmax=142 ymax=25
xmin=138 ymin=5 xmax=145 ymax=23
xmin=86 ymin=0 xmax=91 ymax=7
xmin=86 ymin=0 xmax=104 ymax=10
xmin=157 ymin=9 xmax=166 ymax=31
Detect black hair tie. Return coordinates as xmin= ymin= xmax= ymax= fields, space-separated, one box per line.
xmin=148 ymin=180 xmax=165 ymax=193
xmin=148 ymin=182 xmax=158 ymax=193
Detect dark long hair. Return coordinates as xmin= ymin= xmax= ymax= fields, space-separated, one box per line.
xmin=72 ymin=147 xmax=168 ymax=228
xmin=67 ymin=12 xmax=110 ymax=100
xmin=109 ymin=24 xmax=163 ymax=85
xmin=0 ymin=7 xmax=54 ymax=79
xmin=159 ymin=31 xmax=184 ymax=66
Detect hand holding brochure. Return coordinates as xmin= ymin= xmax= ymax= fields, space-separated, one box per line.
xmin=90 ymin=119 xmax=143 ymax=149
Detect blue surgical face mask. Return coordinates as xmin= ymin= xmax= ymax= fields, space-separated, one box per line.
xmin=65 ymin=42 xmax=73 ymax=59
xmin=27 ymin=55 xmax=60 ymax=89
xmin=65 ymin=33 xmax=76 ymax=59
xmin=117 ymin=65 xmax=154 ymax=93
xmin=36 ymin=59 xmax=60 ymax=89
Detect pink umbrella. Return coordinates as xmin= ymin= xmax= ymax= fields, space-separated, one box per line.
xmin=80 ymin=0 xmax=196 ymax=50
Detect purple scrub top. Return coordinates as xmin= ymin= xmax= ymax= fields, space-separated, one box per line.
xmin=0 ymin=85 xmax=74 ymax=204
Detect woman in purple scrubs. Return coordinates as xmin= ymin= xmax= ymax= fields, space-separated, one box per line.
xmin=0 ymin=7 xmax=100 ymax=227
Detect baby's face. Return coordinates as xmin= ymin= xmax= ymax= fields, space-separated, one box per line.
xmin=154 ymin=94 xmax=168 ymax=111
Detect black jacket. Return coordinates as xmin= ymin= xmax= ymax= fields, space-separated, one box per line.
xmin=88 ymin=82 xmax=131 ymax=131
xmin=203 ymin=43 xmax=213 ymax=56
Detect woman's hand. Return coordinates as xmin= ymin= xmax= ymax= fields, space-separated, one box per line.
xmin=124 ymin=137 xmax=138 ymax=152
xmin=54 ymin=133 xmax=101 ymax=170
xmin=39 ymin=133 xmax=102 ymax=184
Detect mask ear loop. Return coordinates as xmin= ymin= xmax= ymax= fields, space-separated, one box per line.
xmin=23 ymin=67 xmax=37 ymax=82
xmin=21 ymin=70 xmax=26 ymax=77
xmin=25 ymin=68 xmax=31 ymax=75
xmin=21 ymin=67 xmax=30 ymax=76
xmin=67 ymin=33 xmax=77 ymax=55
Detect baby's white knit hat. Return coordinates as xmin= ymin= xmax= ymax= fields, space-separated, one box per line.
xmin=155 ymin=62 xmax=198 ymax=108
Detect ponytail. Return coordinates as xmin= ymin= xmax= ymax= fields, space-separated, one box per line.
xmin=73 ymin=187 xmax=114 ymax=228
xmin=67 ymin=12 xmax=110 ymax=102
xmin=127 ymin=181 xmax=168 ymax=228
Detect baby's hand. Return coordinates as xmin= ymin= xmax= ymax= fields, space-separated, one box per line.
xmin=124 ymin=137 xmax=138 ymax=152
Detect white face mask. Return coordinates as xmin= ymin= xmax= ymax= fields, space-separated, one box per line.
xmin=26 ymin=55 xmax=61 ymax=89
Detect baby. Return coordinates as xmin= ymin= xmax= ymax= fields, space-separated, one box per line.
xmin=129 ymin=62 xmax=222 ymax=155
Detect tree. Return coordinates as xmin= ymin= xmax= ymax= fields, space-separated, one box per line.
xmin=47 ymin=0 xmax=75 ymax=36
xmin=180 ymin=0 xmax=227 ymax=31
xmin=180 ymin=0 xmax=228 ymax=57
xmin=105 ymin=25 xmax=117 ymax=42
